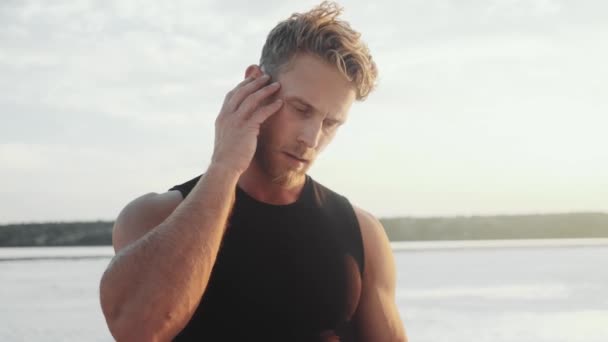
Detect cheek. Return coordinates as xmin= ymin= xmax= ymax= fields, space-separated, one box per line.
xmin=265 ymin=108 xmax=295 ymax=132
xmin=260 ymin=112 xmax=289 ymax=145
xmin=260 ymin=106 xmax=283 ymax=131
xmin=316 ymin=132 xmax=336 ymax=153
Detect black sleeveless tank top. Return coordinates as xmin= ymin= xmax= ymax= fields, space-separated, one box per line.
xmin=167 ymin=174 xmax=365 ymax=341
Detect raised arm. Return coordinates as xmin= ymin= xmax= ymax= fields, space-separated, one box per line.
xmin=99 ymin=71 xmax=284 ymax=341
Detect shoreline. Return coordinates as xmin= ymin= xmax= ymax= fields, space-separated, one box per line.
xmin=391 ymin=238 xmax=608 ymax=251
xmin=1 ymin=238 xmax=608 ymax=260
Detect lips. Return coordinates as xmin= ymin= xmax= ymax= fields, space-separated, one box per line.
xmin=284 ymin=152 xmax=310 ymax=163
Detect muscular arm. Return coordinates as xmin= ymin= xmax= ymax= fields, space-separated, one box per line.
xmin=353 ymin=207 xmax=408 ymax=342
xmin=99 ymin=69 xmax=282 ymax=342
xmin=99 ymin=164 xmax=239 ymax=341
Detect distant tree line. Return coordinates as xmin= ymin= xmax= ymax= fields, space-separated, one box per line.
xmin=382 ymin=212 xmax=608 ymax=241
xmin=0 ymin=221 xmax=113 ymax=246
xmin=1 ymin=212 xmax=607 ymax=247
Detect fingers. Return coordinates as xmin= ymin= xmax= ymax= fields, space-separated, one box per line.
xmin=226 ymin=74 xmax=271 ymax=112
xmin=223 ymin=76 xmax=255 ymax=104
xmin=236 ymin=76 xmax=256 ymax=88
xmin=250 ymin=98 xmax=283 ymax=124
xmin=236 ymin=81 xmax=281 ymax=119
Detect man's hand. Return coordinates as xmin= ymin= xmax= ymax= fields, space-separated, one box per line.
xmin=211 ymin=73 xmax=283 ymax=174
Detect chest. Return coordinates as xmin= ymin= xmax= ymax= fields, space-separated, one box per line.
xmin=203 ymin=205 xmax=362 ymax=331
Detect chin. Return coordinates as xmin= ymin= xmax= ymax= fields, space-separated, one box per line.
xmin=256 ymin=148 xmax=310 ymax=188
xmin=270 ymin=170 xmax=306 ymax=188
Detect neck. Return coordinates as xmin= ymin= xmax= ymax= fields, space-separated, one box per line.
xmin=237 ymin=160 xmax=306 ymax=205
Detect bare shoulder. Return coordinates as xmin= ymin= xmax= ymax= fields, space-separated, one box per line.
xmin=352 ymin=206 xmax=393 ymax=278
xmin=112 ymin=190 xmax=184 ymax=253
xmin=351 ymin=205 xmax=407 ymax=341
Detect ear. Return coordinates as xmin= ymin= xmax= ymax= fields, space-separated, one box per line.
xmin=245 ymin=65 xmax=264 ymax=79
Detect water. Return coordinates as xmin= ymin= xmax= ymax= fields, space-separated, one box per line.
xmin=1 ymin=241 xmax=607 ymax=341
xmin=0 ymin=253 xmax=112 ymax=341
xmin=395 ymin=241 xmax=608 ymax=342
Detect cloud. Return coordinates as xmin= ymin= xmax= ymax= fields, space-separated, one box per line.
xmin=0 ymin=0 xmax=267 ymax=124
xmin=1 ymin=0 xmax=607 ymax=222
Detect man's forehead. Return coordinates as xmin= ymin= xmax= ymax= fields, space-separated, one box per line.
xmin=272 ymin=54 xmax=356 ymax=119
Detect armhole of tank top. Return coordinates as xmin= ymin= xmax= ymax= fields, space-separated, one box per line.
xmin=339 ymin=195 xmax=366 ymax=277
xmin=168 ymin=185 xmax=185 ymax=199
xmin=168 ymin=174 xmax=203 ymax=199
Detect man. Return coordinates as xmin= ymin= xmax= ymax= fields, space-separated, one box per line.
xmin=99 ymin=2 xmax=406 ymax=341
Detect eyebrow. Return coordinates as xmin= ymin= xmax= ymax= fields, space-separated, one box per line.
xmin=285 ymin=96 xmax=345 ymax=124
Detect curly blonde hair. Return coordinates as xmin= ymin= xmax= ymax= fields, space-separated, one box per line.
xmin=259 ymin=1 xmax=378 ymax=101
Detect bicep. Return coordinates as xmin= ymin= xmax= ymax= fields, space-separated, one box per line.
xmin=355 ymin=277 xmax=405 ymax=342
xmin=112 ymin=191 xmax=183 ymax=253
xmin=353 ymin=208 xmax=407 ymax=342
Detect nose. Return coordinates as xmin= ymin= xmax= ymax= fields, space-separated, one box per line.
xmin=297 ymin=120 xmax=323 ymax=149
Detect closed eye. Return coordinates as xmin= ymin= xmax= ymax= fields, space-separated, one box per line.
xmin=323 ymin=119 xmax=340 ymax=129
xmin=292 ymin=103 xmax=311 ymax=115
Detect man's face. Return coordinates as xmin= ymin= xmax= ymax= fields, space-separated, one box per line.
xmin=254 ymin=53 xmax=356 ymax=188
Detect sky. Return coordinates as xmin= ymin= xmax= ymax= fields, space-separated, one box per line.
xmin=1 ymin=0 xmax=606 ymax=224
